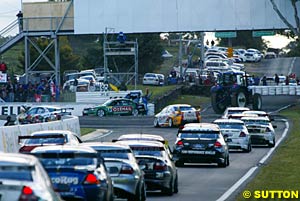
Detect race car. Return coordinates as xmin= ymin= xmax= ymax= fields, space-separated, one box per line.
xmin=154 ymin=104 xmax=201 ymax=127
xmin=82 ymin=98 xmax=147 ymax=117
xmin=16 ymin=105 xmax=73 ymax=124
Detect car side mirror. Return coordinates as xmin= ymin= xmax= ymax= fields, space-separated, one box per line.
xmin=112 ymin=139 xmax=118 ymax=142
xmin=272 ymin=124 xmax=277 ymax=129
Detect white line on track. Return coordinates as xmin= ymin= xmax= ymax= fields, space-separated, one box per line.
xmin=216 ymin=119 xmax=289 ymax=201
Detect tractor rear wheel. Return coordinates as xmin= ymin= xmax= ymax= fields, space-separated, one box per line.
xmin=253 ymin=93 xmax=262 ymax=110
xmin=211 ymin=92 xmax=227 ymax=114
xmin=231 ymin=90 xmax=247 ymax=107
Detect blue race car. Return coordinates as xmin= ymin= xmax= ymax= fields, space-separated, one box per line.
xmin=30 ymin=145 xmax=114 ymax=201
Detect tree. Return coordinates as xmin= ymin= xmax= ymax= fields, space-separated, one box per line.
xmin=218 ymin=31 xmax=267 ymax=50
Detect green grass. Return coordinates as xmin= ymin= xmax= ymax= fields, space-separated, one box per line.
xmin=235 ymin=105 xmax=300 ymax=200
xmin=80 ymin=128 xmax=96 ymax=136
xmin=127 ymin=84 xmax=180 ymax=100
xmin=166 ymin=95 xmax=210 ymax=110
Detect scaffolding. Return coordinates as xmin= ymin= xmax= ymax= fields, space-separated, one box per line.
xmin=103 ymin=32 xmax=138 ymax=89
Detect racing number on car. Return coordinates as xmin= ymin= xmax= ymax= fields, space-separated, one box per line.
xmin=112 ymin=106 xmax=133 ymax=114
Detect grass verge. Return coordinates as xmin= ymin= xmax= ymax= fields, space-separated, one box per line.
xmin=166 ymin=95 xmax=210 ymax=110
xmin=80 ymin=128 xmax=96 ymax=136
xmin=235 ymin=104 xmax=300 ymax=200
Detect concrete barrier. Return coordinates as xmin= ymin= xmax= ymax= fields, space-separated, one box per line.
xmin=0 ymin=116 xmax=80 ymax=153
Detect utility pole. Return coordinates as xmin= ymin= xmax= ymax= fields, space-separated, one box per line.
xmin=200 ymin=32 xmax=205 ymax=70
xmin=179 ymin=33 xmax=183 ymax=80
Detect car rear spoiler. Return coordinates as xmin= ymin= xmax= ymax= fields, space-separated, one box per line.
xmin=18 ymin=134 xmax=65 ymax=144
xmin=31 ymin=152 xmax=99 ymax=159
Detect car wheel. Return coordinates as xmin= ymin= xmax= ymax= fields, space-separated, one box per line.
xmin=174 ymin=175 xmax=178 ymax=194
xmin=175 ymin=160 xmax=184 ymax=167
xmin=218 ymin=157 xmax=228 ymax=168
xmin=162 ymin=179 xmax=173 ymax=196
xmin=141 ymin=182 xmax=146 ymax=201
xmin=97 ymin=109 xmax=105 ymax=117
xmin=243 ymin=144 xmax=252 ymax=153
xmin=154 ymin=118 xmax=160 ymax=127
xmin=268 ymin=139 xmax=275 ymax=147
xmin=132 ymin=109 xmax=139 ymax=117
xmin=168 ymin=118 xmax=173 ymax=127
xmin=127 ymin=185 xmax=141 ymax=201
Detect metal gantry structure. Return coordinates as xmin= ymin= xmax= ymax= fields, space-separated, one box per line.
xmin=103 ymin=30 xmax=138 ymax=89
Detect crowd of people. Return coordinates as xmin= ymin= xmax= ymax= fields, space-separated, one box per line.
xmin=0 ymin=78 xmax=60 ymax=102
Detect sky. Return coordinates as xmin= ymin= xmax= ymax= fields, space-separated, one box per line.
xmin=0 ymin=0 xmax=293 ymax=49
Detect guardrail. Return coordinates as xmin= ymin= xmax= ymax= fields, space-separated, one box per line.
xmin=0 ymin=116 xmax=80 ymax=153
xmin=249 ymin=86 xmax=300 ymax=96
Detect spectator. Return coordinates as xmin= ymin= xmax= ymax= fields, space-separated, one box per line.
xmin=4 ymin=116 xmax=14 ymax=126
xmin=274 ymin=74 xmax=280 ymax=85
xmin=285 ymin=76 xmax=289 ymax=85
xmin=0 ymin=62 xmax=7 ymax=73
xmin=6 ymin=80 xmax=15 ymax=102
xmin=16 ymin=11 xmax=23 ymax=33
xmin=262 ymin=76 xmax=267 ymax=86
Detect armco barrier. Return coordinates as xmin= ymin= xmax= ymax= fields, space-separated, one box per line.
xmin=0 ymin=116 xmax=80 ymax=153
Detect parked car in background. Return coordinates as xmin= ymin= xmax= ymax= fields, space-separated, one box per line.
xmin=63 ymin=78 xmax=91 ymax=92
xmin=173 ymin=123 xmax=230 ymax=167
xmin=142 ymin=73 xmax=161 ymax=86
xmin=154 ymin=104 xmax=201 ymax=127
xmin=18 ymin=130 xmax=82 ymax=153
xmin=81 ymin=142 xmax=146 ymax=201
xmin=0 ymin=153 xmax=62 ymax=201
xmin=156 ymin=73 xmax=165 ymax=86
xmin=213 ymin=119 xmax=252 ymax=152
xmin=82 ymin=98 xmax=147 ymax=117
xmin=244 ymin=52 xmax=260 ymax=62
xmin=264 ymin=52 xmax=277 ymax=59
xmin=118 ymin=140 xmax=178 ymax=196
xmin=31 ymin=145 xmax=114 ymax=201
xmin=162 ymin=50 xmax=173 ymax=58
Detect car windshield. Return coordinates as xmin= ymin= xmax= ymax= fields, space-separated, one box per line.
xmin=103 ymin=99 xmax=114 ymax=106
xmin=0 ymin=166 xmax=33 ymax=181
xmin=216 ymin=123 xmax=244 ymax=130
xmin=179 ymin=133 xmax=219 ymax=139
xmin=130 ymin=146 xmax=163 ymax=157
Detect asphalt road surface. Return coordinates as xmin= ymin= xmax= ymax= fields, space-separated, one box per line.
xmin=79 ymin=57 xmax=300 ymax=201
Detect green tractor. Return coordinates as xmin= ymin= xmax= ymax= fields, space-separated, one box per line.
xmin=210 ymin=71 xmax=262 ymax=114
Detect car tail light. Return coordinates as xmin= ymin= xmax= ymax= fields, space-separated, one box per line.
xmin=239 ymin=132 xmax=246 ymax=137
xmin=19 ymin=186 xmax=38 ymax=201
xmin=176 ymin=140 xmax=184 ymax=147
xmin=19 ymin=146 xmax=37 ymax=153
xmin=84 ymin=173 xmax=100 ymax=184
xmin=120 ymin=165 xmax=134 ymax=174
xmin=153 ymin=162 xmax=167 ymax=171
xmin=214 ymin=141 xmax=222 ymax=148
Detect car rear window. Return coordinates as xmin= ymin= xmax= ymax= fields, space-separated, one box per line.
xmin=179 ymin=133 xmax=219 ymax=139
xmin=130 ymin=146 xmax=163 ymax=157
xmin=216 ymin=123 xmax=244 ymax=130
xmin=40 ymin=157 xmax=97 ymax=167
xmin=96 ymin=149 xmax=130 ymax=160
xmin=0 ymin=166 xmax=33 ymax=181
xmin=242 ymin=119 xmax=269 ymax=125
xmin=25 ymin=136 xmax=66 ymax=145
